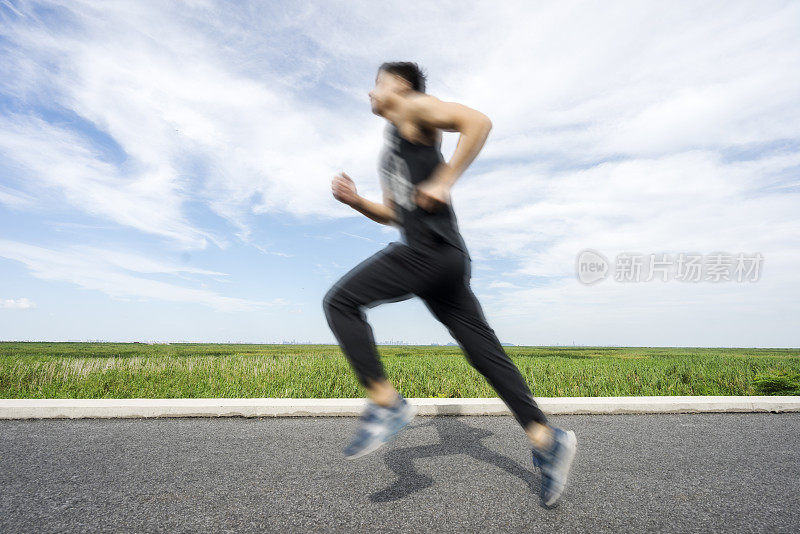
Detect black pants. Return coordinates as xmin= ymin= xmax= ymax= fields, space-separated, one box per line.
xmin=322 ymin=241 xmax=548 ymax=428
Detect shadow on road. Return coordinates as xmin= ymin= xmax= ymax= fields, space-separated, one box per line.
xmin=369 ymin=417 xmax=539 ymax=502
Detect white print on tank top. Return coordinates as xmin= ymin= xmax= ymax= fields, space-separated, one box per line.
xmin=380 ymin=151 xmax=416 ymax=212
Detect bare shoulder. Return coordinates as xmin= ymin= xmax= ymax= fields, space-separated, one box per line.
xmin=402 ymin=94 xmax=452 ymax=134
xmin=388 ymin=94 xmax=432 ymax=144
xmin=406 ymin=93 xmax=443 ymax=115
xmin=407 ymin=93 xmax=489 ymax=133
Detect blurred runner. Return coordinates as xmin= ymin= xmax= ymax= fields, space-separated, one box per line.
xmin=323 ymin=62 xmax=577 ymax=507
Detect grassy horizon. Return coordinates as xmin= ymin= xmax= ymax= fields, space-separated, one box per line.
xmin=1 ymin=342 xmax=798 ymax=399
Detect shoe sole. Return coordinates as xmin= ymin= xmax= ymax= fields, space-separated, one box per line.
xmin=543 ymin=430 xmax=577 ymax=507
xmin=344 ymin=402 xmax=418 ymax=460
xmin=344 ymin=436 xmax=387 ymax=460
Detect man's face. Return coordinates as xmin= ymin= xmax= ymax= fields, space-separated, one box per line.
xmin=368 ymin=70 xmax=409 ymax=116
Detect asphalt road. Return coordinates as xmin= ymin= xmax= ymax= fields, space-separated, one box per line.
xmin=1 ymin=413 xmax=798 ymax=533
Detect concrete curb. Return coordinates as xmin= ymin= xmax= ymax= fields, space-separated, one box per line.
xmin=1 ymin=396 xmax=799 ymax=419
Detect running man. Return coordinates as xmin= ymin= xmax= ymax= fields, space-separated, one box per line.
xmin=323 ymin=61 xmax=577 ymax=507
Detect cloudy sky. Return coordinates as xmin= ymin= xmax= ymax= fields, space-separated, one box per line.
xmin=1 ymin=0 xmax=798 ymax=346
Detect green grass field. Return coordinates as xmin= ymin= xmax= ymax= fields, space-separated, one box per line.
xmin=1 ymin=342 xmax=798 ymax=399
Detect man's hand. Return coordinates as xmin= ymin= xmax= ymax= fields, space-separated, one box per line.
xmin=332 ymin=171 xmax=396 ymax=226
xmin=415 ymin=178 xmax=451 ymax=213
xmin=331 ymin=171 xmax=360 ymax=206
xmin=414 ymin=163 xmax=453 ymax=213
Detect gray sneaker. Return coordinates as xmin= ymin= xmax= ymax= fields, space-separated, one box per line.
xmin=532 ymin=427 xmax=577 ymax=507
xmin=343 ymin=394 xmax=417 ymax=460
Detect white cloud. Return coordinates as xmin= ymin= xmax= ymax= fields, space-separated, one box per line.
xmin=487 ymin=281 xmax=521 ymax=290
xmin=0 ymin=186 xmax=34 ymax=209
xmin=0 ymin=115 xmax=216 ymax=248
xmin=3 ymin=1 xmax=798 ymax=237
xmin=0 ymin=239 xmax=287 ymax=312
xmin=1 ymin=0 xmax=388 ymax=245
xmin=455 ymin=149 xmax=800 ymax=270
xmin=1 ymin=298 xmax=36 ymax=310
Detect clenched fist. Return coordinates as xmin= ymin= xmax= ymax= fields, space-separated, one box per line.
xmin=331 ymin=171 xmax=360 ymax=206
xmin=414 ymin=178 xmax=451 ymax=213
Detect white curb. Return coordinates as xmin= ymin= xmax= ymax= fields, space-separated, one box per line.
xmin=0 ymin=396 xmax=798 ymax=419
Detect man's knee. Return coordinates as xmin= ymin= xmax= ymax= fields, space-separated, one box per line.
xmin=322 ymin=285 xmax=355 ymax=318
xmin=322 ymin=287 xmax=339 ymax=318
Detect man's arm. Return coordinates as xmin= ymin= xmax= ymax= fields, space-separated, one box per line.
xmin=350 ymin=195 xmax=397 ymax=226
xmin=408 ymin=95 xmax=492 ymax=188
xmin=331 ymin=171 xmax=398 ymax=225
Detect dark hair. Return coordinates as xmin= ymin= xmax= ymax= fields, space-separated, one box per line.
xmin=377 ymin=61 xmax=427 ymax=93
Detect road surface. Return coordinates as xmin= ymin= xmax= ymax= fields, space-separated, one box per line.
xmin=2 ymin=413 xmax=798 ymax=533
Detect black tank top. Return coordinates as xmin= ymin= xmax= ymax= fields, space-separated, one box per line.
xmin=378 ymin=122 xmax=469 ymax=257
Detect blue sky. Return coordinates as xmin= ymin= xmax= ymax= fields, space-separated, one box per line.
xmin=1 ymin=0 xmax=799 ymax=346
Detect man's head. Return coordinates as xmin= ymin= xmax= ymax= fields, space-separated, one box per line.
xmin=369 ymin=61 xmax=426 ymax=116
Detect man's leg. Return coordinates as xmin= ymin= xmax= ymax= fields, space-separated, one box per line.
xmin=419 ymin=259 xmax=553 ymax=449
xmin=322 ymin=243 xmax=427 ymax=406
xmin=420 ymin=248 xmax=577 ymax=506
